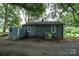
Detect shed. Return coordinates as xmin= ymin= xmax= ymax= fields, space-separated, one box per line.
xmin=9 ymin=21 xmax=64 ymax=40
xmin=22 ymin=21 xmax=64 ymax=39
xmin=9 ymin=26 xmax=26 ymax=40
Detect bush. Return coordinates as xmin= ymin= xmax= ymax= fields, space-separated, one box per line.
xmin=64 ymin=27 xmax=79 ymax=34
xmin=64 ymin=26 xmax=79 ymax=38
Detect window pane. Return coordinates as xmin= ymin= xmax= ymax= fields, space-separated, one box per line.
xmin=51 ymin=26 xmax=56 ymax=33
xmin=27 ymin=26 xmax=31 ymax=32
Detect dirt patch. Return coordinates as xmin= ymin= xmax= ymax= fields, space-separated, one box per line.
xmin=0 ymin=36 xmax=79 ymax=56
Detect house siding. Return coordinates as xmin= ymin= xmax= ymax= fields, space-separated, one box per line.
xmin=9 ymin=23 xmax=64 ymax=40
xmin=9 ymin=27 xmax=19 ymax=40
xmin=26 ymin=25 xmax=63 ymax=39
xmin=26 ymin=26 xmax=36 ymax=37
xmin=36 ymin=25 xmax=51 ymax=37
xmin=19 ymin=27 xmax=26 ymax=38
xmin=55 ymin=25 xmax=63 ymax=38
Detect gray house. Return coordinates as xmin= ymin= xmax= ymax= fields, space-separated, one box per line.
xmin=9 ymin=21 xmax=64 ymax=40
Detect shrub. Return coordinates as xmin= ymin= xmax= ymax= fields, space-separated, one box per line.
xmin=64 ymin=26 xmax=79 ymax=38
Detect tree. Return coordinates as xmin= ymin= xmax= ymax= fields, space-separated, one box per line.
xmin=0 ymin=3 xmax=21 ymax=32
xmin=0 ymin=3 xmax=45 ymax=32
xmin=59 ymin=3 xmax=79 ymax=27
xmin=58 ymin=3 xmax=79 ymax=20
xmin=10 ymin=3 xmax=46 ymax=22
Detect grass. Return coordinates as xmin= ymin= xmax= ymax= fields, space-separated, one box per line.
xmin=0 ymin=32 xmax=8 ymax=37
xmin=0 ymin=28 xmax=3 ymax=32
xmin=0 ymin=28 xmax=8 ymax=36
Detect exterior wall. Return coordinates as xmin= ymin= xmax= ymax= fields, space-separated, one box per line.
xmin=9 ymin=27 xmax=26 ymax=40
xmin=27 ymin=26 xmax=51 ymax=37
xmin=26 ymin=25 xmax=51 ymax=38
xmin=36 ymin=25 xmax=51 ymax=37
xmin=55 ymin=25 xmax=63 ymax=39
xmin=9 ymin=27 xmax=19 ymax=40
xmin=26 ymin=26 xmax=36 ymax=37
xmin=26 ymin=25 xmax=63 ymax=39
xmin=9 ymin=24 xmax=64 ymax=40
xmin=22 ymin=25 xmax=28 ymax=37
xmin=19 ymin=27 xmax=26 ymax=38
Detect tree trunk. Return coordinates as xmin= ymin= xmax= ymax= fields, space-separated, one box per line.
xmin=22 ymin=8 xmax=28 ymax=24
xmin=3 ymin=17 xmax=7 ymax=32
xmin=3 ymin=4 xmax=8 ymax=32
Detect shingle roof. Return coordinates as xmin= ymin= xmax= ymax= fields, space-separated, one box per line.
xmin=23 ymin=21 xmax=64 ymax=26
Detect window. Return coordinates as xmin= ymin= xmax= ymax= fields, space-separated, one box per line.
xmin=27 ymin=26 xmax=31 ymax=32
xmin=51 ymin=26 xmax=56 ymax=33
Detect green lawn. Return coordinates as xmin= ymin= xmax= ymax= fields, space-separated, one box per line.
xmin=0 ymin=28 xmax=3 ymax=32
xmin=0 ymin=32 xmax=8 ymax=37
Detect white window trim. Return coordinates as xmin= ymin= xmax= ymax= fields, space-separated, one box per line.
xmin=51 ymin=26 xmax=56 ymax=33
xmin=17 ymin=28 xmax=19 ymax=37
xmin=27 ymin=26 xmax=31 ymax=32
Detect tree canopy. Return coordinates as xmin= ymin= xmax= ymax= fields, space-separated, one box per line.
xmin=0 ymin=3 xmax=46 ymax=32
xmin=10 ymin=3 xmax=45 ymax=17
